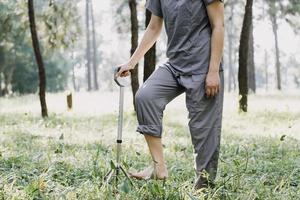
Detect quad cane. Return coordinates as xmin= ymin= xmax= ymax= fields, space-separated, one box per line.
xmin=104 ymin=67 xmax=133 ymax=186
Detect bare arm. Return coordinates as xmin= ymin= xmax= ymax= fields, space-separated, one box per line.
xmin=116 ymin=14 xmax=163 ymax=77
xmin=205 ymin=1 xmax=225 ymax=97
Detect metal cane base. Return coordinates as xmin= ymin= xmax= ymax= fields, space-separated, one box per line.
xmin=104 ymin=161 xmax=133 ymax=186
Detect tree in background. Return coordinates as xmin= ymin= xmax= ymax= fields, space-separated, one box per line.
xmin=226 ymin=3 xmax=235 ymax=92
xmin=1 ymin=48 xmax=16 ymax=96
xmin=247 ymin=15 xmax=256 ymax=93
xmin=238 ymin=0 xmax=253 ymax=112
xmin=0 ymin=0 xmax=80 ymax=95
xmin=0 ymin=1 xmax=24 ymax=96
xmin=264 ymin=50 xmax=269 ymax=91
xmin=90 ymin=0 xmax=99 ymax=90
xmin=85 ymin=0 xmax=100 ymax=91
xmin=263 ymin=0 xmax=300 ymax=90
xmin=224 ymin=0 xmax=245 ymax=93
xmin=225 ymin=1 xmax=237 ymax=92
xmin=143 ymin=6 xmax=156 ymax=82
xmin=266 ymin=0 xmax=281 ymax=90
xmin=28 ymin=0 xmax=48 ymax=117
xmin=0 ymin=46 xmax=4 ymax=95
xmin=129 ymin=0 xmax=140 ymax=111
xmin=85 ymin=0 xmax=92 ymax=91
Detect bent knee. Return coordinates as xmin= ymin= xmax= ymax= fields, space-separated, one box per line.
xmin=135 ymin=88 xmax=151 ymax=104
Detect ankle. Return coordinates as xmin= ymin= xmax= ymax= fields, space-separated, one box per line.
xmin=152 ymin=160 xmax=167 ymax=167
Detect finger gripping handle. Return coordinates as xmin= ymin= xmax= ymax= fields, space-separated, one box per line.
xmin=114 ymin=66 xmax=125 ymax=87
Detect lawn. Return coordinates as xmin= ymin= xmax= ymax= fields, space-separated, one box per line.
xmin=0 ymin=92 xmax=300 ymax=199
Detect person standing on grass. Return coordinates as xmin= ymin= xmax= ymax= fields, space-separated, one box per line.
xmin=116 ymin=0 xmax=224 ymax=190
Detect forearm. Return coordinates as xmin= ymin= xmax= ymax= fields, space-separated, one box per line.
xmin=208 ymin=25 xmax=224 ymax=73
xmin=128 ymin=21 xmax=162 ymax=67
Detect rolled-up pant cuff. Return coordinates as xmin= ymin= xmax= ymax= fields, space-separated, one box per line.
xmin=136 ymin=125 xmax=162 ymax=138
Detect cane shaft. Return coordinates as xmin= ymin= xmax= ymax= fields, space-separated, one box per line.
xmin=116 ymin=86 xmax=124 ymax=166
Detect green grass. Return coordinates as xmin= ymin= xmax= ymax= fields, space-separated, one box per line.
xmin=0 ymin=94 xmax=300 ymax=199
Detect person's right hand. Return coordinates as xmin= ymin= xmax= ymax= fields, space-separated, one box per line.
xmin=115 ymin=62 xmax=134 ymax=78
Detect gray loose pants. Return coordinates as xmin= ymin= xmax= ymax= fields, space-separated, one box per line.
xmin=134 ymin=63 xmax=224 ymax=182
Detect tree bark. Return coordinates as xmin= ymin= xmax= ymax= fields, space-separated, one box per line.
xmin=28 ymin=0 xmax=48 ymax=117
xmin=238 ymin=0 xmax=253 ymax=112
xmin=86 ymin=0 xmax=92 ymax=91
xmin=247 ymin=22 xmax=256 ymax=93
xmin=90 ymin=0 xmax=99 ymax=90
xmin=143 ymin=7 xmax=156 ymax=82
xmin=129 ymin=0 xmax=140 ymax=111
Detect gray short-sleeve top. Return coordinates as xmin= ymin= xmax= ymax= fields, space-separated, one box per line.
xmin=145 ymin=0 xmax=224 ymax=75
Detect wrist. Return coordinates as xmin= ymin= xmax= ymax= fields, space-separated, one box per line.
xmin=128 ymin=60 xmax=137 ymax=69
xmin=208 ymin=61 xmax=221 ymax=73
xmin=208 ymin=69 xmax=219 ymax=74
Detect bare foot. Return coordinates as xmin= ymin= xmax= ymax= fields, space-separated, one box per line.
xmin=129 ymin=165 xmax=154 ymax=180
xmin=153 ymin=162 xmax=168 ymax=180
xmin=129 ymin=163 xmax=168 ymax=180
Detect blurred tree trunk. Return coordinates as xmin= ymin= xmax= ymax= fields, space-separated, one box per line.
xmin=233 ymin=46 xmax=237 ymax=91
xmin=238 ymin=0 xmax=253 ymax=112
xmin=2 ymin=69 xmax=16 ymax=95
xmin=0 ymin=74 xmax=2 ymax=96
xmin=247 ymin=23 xmax=256 ymax=93
xmin=143 ymin=8 xmax=156 ymax=82
xmin=90 ymin=0 xmax=99 ymax=90
xmin=264 ymin=50 xmax=269 ymax=92
xmin=72 ymin=65 xmax=77 ymax=92
xmin=3 ymin=71 xmax=10 ymax=95
xmin=283 ymin=62 xmax=288 ymax=86
xmin=86 ymin=0 xmax=92 ymax=91
xmin=266 ymin=0 xmax=281 ymax=90
xmin=0 ymin=73 xmax=2 ymax=96
xmin=227 ymin=3 xmax=234 ymax=92
xmin=3 ymin=47 xmax=16 ymax=95
xmin=271 ymin=15 xmax=281 ymax=90
xmin=294 ymin=75 xmax=300 ymax=88
xmin=70 ymin=50 xmax=77 ymax=92
xmin=0 ymin=45 xmax=4 ymax=96
xmin=28 ymin=0 xmax=48 ymax=117
xmin=129 ymin=0 xmax=139 ymax=111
